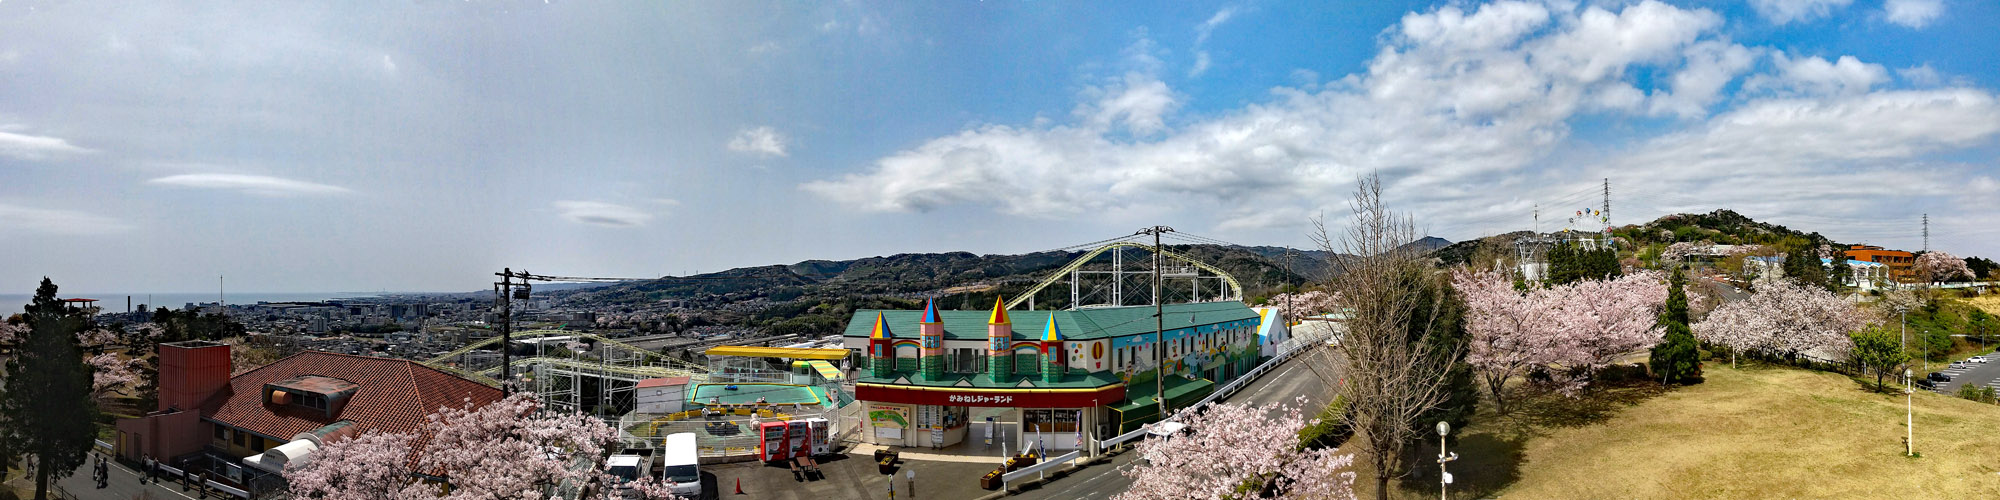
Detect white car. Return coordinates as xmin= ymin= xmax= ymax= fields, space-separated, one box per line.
xmin=1970 ymin=356 xmax=1989 ymax=364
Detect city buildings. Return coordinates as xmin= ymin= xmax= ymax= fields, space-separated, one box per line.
xmin=840 ymin=298 xmax=1268 ymax=453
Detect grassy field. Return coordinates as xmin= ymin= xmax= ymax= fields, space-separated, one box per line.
xmin=1391 ymin=363 xmax=2000 ymax=499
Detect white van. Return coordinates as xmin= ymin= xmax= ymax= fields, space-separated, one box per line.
xmin=661 ymin=432 xmax=701 ymax=497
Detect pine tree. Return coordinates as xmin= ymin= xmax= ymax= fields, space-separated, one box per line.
xmin=0 ymin=279 xmax=102 ymax=500
xmin=1649 ymin=267 xmax=1701 ymax=384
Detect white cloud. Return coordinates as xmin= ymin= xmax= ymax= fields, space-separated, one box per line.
xmin=553 ymin=201 xmax=653 ymax=227
xmin=727 ymin=126 xmax=789 ymax=158
xmin=1883 ymin=0 xmax=1944 ymax=28
xmin=381 ymin=54 xmax=398 ymax=74
xmin=748 ymin=41 xmax=781 ymax=55
xmin=1647 ymin=40 xmax=1759 ymax=118
xmin=1898 ymin=64 xmax=1942 ymax=86
xmin=1189 ymin=6 xmax=1237 ymax=77
xmin=805 ymin=0 xmax=2000 ymax=243
xmin=1077 ymin=73 xmax=1179 ymax=135
xmin=0 ymin=129 xmax=94 ymax=160
xmin=146 ymin=173 xmax=352 ymax=196
xmin=1748 ymin=0 xmax=1854 ymax=24
xmin=0 ymin=203 xmax=132 ymax=235
xmin=1744 ymin=53 xmax=1888 ymax=97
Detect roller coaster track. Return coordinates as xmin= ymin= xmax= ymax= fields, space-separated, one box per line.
xmin=474 ymin=356 xmax=704 ymax=382
xmin=1004 ymin=241 xmax=1242 ymax=310
xmin=422 ymin=329 xmax=709 ymax=373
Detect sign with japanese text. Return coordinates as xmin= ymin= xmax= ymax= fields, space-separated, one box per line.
xmin=857 ymin=383 xmax=1125 ymax=408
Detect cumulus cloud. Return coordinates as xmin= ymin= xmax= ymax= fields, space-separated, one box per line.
xmin=1748 ymin=0 xmax=1853 ymax=25
xmin=146 ymin=173 xmax=352 ymax=196
xmin=0 ymin=203 xmax=131 ymax=235
xmin=727 ymin=126 xmax=789 ymax=158
xmin=1744 ymin=53 xmax=1889 ymax=97
xmin=1883 ymin=0 xmax=1944 ymax=28
xmin=553 ymin=201 xmax=653 ymax=227
xmin=803 ymin=0 xmax=2000 ymax=243
xmin=0 ymin=129 xmax=94 ymax=160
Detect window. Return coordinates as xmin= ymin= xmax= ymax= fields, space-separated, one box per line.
xmin=214 ymin=425 xmax=227 ymax=441
xmin=252 ymin=436 xmax=269 ymax=453
xmin=946 ymin=348 xmax=982 ymax=374
xmin=233 ymin=430 xmax=246 ymax=446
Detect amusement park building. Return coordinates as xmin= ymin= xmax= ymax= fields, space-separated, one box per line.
xmin=841 ymin=298 xmax=1267 ymax=453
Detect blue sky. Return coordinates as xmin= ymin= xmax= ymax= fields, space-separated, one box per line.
xmin=1 ymin=0 xmax=1996 ymax=293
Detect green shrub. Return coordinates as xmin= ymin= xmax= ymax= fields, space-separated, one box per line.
xmin=1297 ymin=396 xmax=1351 ymax=451
xmin=1956 ymin=385 xmax=1998 ymax=405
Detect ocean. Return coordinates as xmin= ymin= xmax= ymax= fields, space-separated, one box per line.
xmin=0 ymin=292 xmax=403 ymax=312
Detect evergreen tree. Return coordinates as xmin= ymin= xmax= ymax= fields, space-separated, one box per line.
xmin=1782 ymin=245 xmax=1828 ymax=290
xmin=0 ymin=279 xmax=101 ymax=500
xmin=1649 ymin=267 xmax=1701 ymax=384
xmin=1829 ymin=249 xmax=1853 ymax=291
xmin=1401 ymin=268 xmax=1477 ymax=467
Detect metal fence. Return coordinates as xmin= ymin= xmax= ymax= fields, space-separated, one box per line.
xmin=1095 ymin=318 xmax=1334 ymax=451
xmin=615 ymin=403 xmax=850 ymax=460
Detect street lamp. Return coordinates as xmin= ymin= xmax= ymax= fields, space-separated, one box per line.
xmin=1436 ymin=421 xmax=1457 ymax=500
xmin=1904 ymin=367 xmax=1914 ymax=457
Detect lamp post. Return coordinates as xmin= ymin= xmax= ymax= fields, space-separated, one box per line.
xmin=1904 ymin=367 xmax=1914 ymax=457
xmin=1436 ymin=421 xmax=1457 ymax=500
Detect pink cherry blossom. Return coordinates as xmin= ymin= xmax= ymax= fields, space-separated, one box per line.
xmin=1453 ymin=269 xmax=1667 ymax=398
xmin=287 ymin=392 xmax=684 ymax=499
xmin=1115 ymin=397 xmax=1356 ymax=500
xmin=1695 ymin=280 xmax=1868 ymax=366
xmin=1916 ymin=251 xmax=1973 ymax=283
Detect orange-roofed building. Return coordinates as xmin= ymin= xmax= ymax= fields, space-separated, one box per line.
xmin=1847 ymin=244 xmax=1917 ymax=282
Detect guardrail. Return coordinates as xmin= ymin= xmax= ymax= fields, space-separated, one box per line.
xmin=1092 ymin=325 xmax=1332 ymax=453
xmin=1001 ymin=450 xmax=1081 ymax=489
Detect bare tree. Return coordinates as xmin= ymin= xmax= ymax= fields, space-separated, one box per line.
xmin=1303 ymin=174 xmax=1462 ymax=500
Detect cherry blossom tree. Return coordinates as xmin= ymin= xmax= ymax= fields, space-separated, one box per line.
xmin=1538 ymin=271 xmax=1668 ymax=395
xmin=1452 ymin=269 xmax=1553 ymax=412
xmin=1916 ymin=251 xmax=1973 ymax=283
xmin=85 ymin=352 xmax=142 ymax=396
xmin=1453 ymin=270 xmax=1668 ymax=398
xmin=1695 ymin=280 xmax=1869 ymax=368
xmin=287 ymin=392 xmax=683 ymax=500
xmin=1267 ymin=290 xmax=1340 ymax=321
xmin=0 ymin=320 xmax=24 ymax=345
xmin=1115 ymin=398 xmax=1355 ymax=500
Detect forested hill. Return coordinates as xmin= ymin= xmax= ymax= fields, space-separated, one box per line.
xmin=554 ymin=244 xmax=1318 ymax=310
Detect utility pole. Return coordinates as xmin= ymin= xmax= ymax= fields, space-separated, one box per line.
xmin=1922 ymin=214 xmax=1929 ymax=253
xmin=1602 ymin=178 xmax=1611 ymax=228
xmin=496 ymin=268 xmax=515 ymax=395
xmin=1136 ymin=225 xmax=1175 ymax=422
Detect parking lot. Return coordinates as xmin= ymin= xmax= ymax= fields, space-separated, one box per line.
xmin=1926 ymin=349 xmax=2000 ymax=394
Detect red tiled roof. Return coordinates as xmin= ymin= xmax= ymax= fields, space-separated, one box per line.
xmin=636 ymin=377 xmax=689 ymax=389
xmin=200 ymin=352 xmax=503 ymax=456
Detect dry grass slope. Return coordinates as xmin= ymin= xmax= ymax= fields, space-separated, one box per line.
xmin=1482 ymin=364 xmax=2000 ymax=498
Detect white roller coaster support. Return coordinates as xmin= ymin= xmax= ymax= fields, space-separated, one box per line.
xmin=1006 ymin=242 xmax=1243 ymax=310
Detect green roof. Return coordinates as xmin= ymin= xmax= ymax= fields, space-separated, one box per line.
xmin=841 ymin=301 xmax=1260 ymax=341
xmin=1111 ymin=375 xmax=1215 ymax=423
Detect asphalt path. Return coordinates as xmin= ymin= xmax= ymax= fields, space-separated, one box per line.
xmin=1012 ymin=350 xmax=1334 ymax=500
xmin=1928 ymin=349 xmax=2000 ymax=394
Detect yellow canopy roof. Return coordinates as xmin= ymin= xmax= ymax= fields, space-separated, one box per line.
xmin=703 ymin=346 xmax=851 ymax=360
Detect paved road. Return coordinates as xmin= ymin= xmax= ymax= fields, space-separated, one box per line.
xmin=53 ymin=455 xmax=216 ymax=500
xmin=1013 ymin=350 xmax=1333 ymax=500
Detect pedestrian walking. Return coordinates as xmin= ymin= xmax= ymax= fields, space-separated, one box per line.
xmin=142 ymin=454 xmax=154 ymax=485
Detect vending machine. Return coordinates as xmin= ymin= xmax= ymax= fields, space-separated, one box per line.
xmin=786 ymin=419 xmax=812 ymax=458
xmin=805 ymin=418 xmax=831 ymax=456
xmin=758 ymin=421 xmax=791 ymax=462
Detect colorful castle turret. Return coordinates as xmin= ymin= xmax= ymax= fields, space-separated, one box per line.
xmin=987 ymin=297 xmax=1014 ymax=383
xmin=868 ymin=312 xmax=894 ymax=378
xmin=1041 ymin=316 xmax=1066 ymax=382
xmin=918 ymin=299 xmax=945 ymax=381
